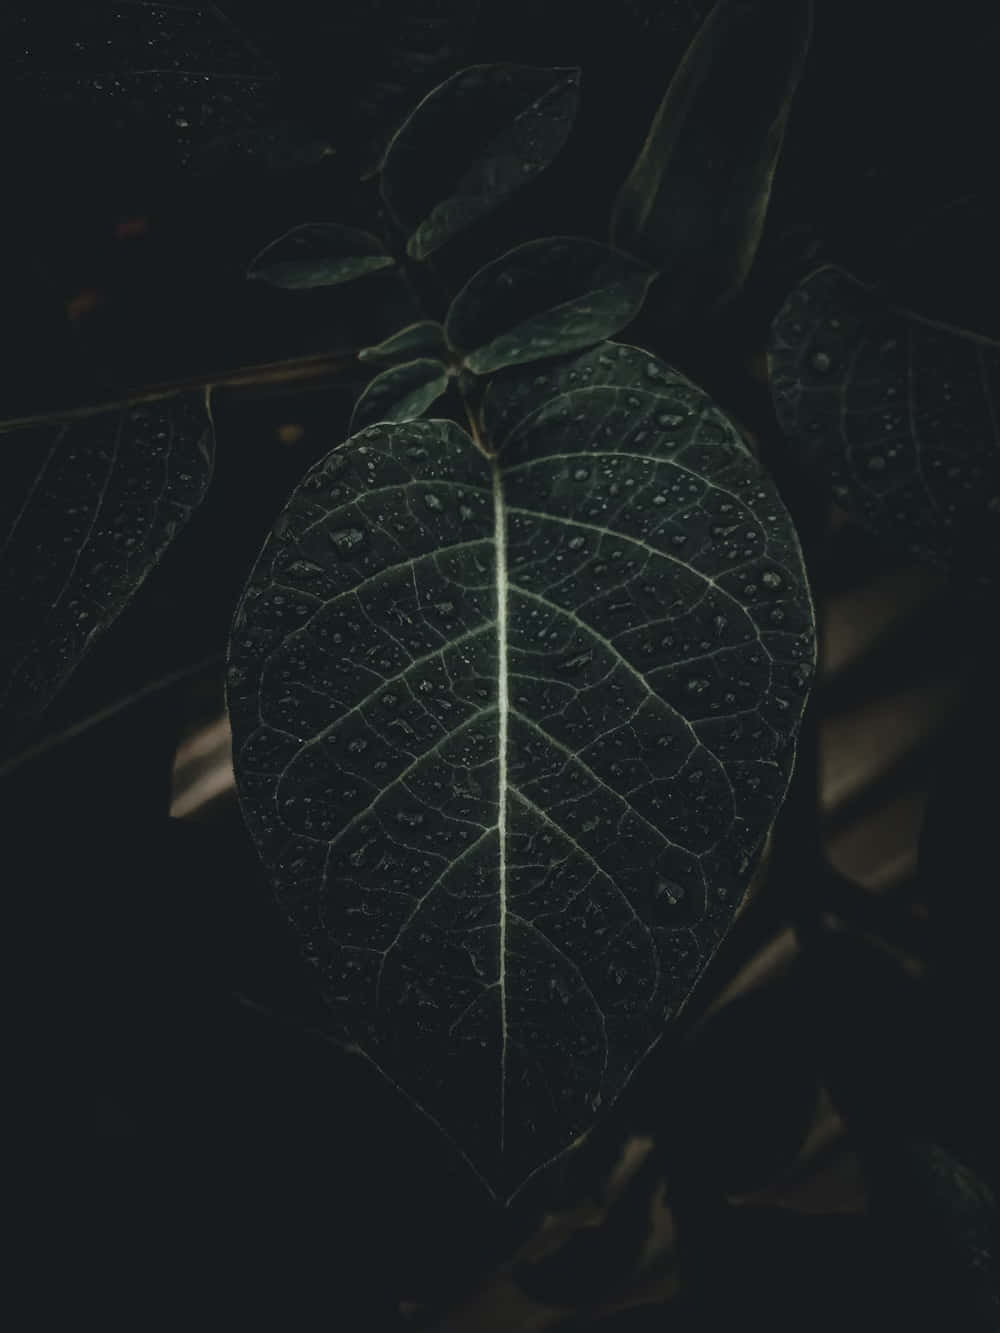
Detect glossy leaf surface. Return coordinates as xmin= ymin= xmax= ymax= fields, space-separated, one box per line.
xmin=358 ymin=322 xmax=448 ymax=365
xmin=446 ymin=238 xmax=655 ymax=375
xmin=349 ymin=358 xmax=451 ymax=433
xmin=228 ymin=347 xmax=814 ymax=1200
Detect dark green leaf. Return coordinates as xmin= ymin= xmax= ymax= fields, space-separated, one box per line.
xmin=227 ymin=365 xmax=814 ymax=1200
xmin=768 ymin=265 xmax=1000 ymax=580
xmin=0 ymin=392 xmax=214 ymax=752
xmin=9 ymin=2 xmax=332 ymax=176
xmin=611 ymin=0 xmax=813 ymax=322
xmin=349 ymin=358 xmax=450 ymax=433
xmin=358 ymin=321 xmax=448 ymax=364
xmin=481 ymin=340 xmax=741 ymax=454
xmin=446 ymin=237 xmax=656 ymax=375
xmin=379 ymin=64 xmax=582 ymax=261
xmin=247 ymin=224 xmax=395 ymax=290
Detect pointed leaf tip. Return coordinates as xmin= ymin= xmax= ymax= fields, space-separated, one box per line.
xmin=247 ymin=223 xmax=395 ymax=289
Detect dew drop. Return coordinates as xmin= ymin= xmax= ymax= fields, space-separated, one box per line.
xmin=655 ymin=879 xmax=685 ymax=905
xmin=328 ymin=527 xmax=364 ymax=553
xmin=558 ymin=651 xmax=592 ymax=673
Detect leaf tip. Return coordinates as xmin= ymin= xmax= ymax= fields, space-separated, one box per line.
xmin=406 ymin=231 xmax=431 ymax=262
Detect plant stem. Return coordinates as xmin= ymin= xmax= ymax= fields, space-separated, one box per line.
xmin=1 ymin=354 xmax=358 ymax=434
xmin=0 ymin=654 xmax=223 ymax=778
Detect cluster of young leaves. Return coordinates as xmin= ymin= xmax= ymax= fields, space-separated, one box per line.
xmin=230 ymin=3 xmax=818 ymax=1205
xmin=0 ymin=0 xmax=814 ymax=773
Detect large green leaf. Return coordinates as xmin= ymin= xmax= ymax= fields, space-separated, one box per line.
xmin=349 ymin=358 xmax=450 ymax=433
xmin=247 ymin=224 xmax=395 ymax=289
xmin=0 ymin=392 xmax=214 ymax=752
xmin=379 ymin=64 xmax=581 ymax=260
xmin=446 ymin=238 xmax=656 ymax=375
xmin=611 ymin=0 xmax=813 ymax=322
xmin=769 ymin=265 xmax=1000 ymax=581
xmin=227 ymin=346 xmax=814 ymax=1201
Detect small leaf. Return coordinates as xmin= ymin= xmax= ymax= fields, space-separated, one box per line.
xmin=611 ymin=0 xmax=813 ymax=321
xmin=481 ymin=339 xmax=744 ymax=455
xmin=446 ymin=237 xmax=656 ymax=375
xmin=379 ymin=64 xmax=582 ymax=260
xmin=349 ymin=358 xmax=450 ymax=433
xmin=246 ymin=224 xmax=394 ymax=289
xmin=0 ymin=392 xmax=214 ymax=751
xmin=227 ymin=371 xmax=814 ymax=1200
xmin=358 ymin=321 xmax=448 ymax=364
xmin=768 ymin=264 xmax=1000 ymax=580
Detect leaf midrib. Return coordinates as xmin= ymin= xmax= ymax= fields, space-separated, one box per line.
xmin=492 ymin=456 xmax=510 ymax=1154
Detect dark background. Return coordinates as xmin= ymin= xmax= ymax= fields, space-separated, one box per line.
xmin=8 ymin=2 xmax=997 ymax=1328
